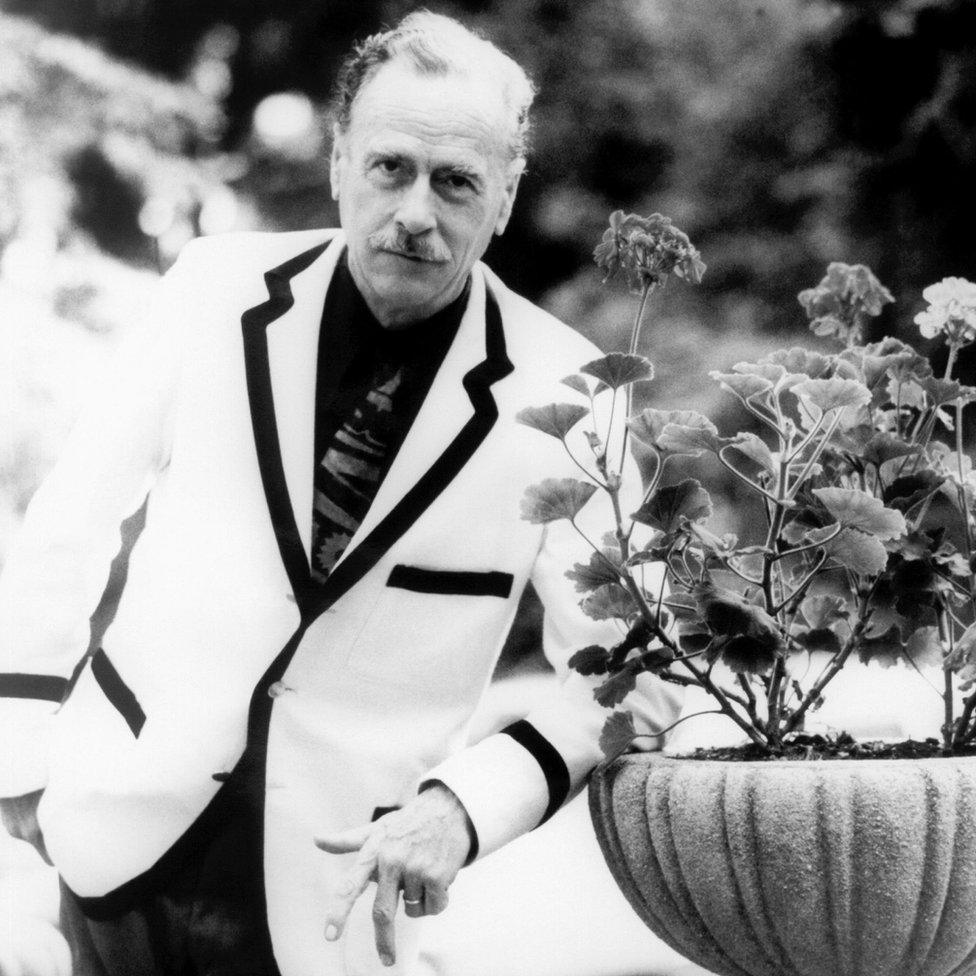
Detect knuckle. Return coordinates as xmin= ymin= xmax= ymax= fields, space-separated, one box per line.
xmin=372 ymin=905 xmax=393 ymax=925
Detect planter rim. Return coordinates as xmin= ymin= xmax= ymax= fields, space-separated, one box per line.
xmin=614 ymin=749 xmax=976 ymax=771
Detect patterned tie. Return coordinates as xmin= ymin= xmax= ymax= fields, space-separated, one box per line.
xmin=310 ymin=361 xmax=404 ymax=584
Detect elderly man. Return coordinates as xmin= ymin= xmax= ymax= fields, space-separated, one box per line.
xmin=0 ymin=12 xmax=680 ymax=976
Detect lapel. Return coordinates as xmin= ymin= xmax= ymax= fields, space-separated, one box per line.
xmin=241 ymin=236 xmax=514 ymax=621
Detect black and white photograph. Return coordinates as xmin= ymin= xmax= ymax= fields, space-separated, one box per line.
xmin=1 ymin=2 xmax=976 ymax=975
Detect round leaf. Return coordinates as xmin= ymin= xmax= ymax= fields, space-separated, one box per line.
xmin=792 ymin=378 xmax=871 ymax=414
xmin=599 ymin=711 xmax=639 ymax=761
xmin=812 ymin=487 xmax=906 ymax=540
xmin=521 ymin=478 xmax=598 ymax=524
xmin=581 ymin=352 xmax=654 ymax=391
xmin=516 ymin=402 xmax=590 ymax=440
xmin=631 ymin=479 xmax=713 ymax=534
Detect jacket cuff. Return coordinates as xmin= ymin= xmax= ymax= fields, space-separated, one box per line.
xmin=420 ymin=727 xmax=558 ymax=862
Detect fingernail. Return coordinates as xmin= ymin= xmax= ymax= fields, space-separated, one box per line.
xmin=381 ymin=953 xmax=394 ymax=967
xmin=325 ymin=925 xmax=338 ymax=941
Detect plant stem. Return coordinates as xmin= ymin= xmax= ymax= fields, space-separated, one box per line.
xmin=784 ymin=591 xmax=875 ymax=735
xmin=618 ymin=282 xmax=654 ymax=475
xmin=938 ymin=605 xmax=956 ymax=755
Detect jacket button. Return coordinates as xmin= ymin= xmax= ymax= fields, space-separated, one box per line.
xmin=267 ymin=680 xmax=291 ymax=698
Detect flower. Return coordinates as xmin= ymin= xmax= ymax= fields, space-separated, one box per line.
xmin=913 ymin=277 xmax=976 ymax=347
xmin=798 ymin=262 xmax=894 ymax=346
xmin=594 ymin=210 xmax=705 ymax=293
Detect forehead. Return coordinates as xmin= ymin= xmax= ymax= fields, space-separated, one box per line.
xmin=346 ymin=61 xmax=510 ymax=166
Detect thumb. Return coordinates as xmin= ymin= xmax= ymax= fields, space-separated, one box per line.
xmin=314 ymin=823 xmax=372 ymax=854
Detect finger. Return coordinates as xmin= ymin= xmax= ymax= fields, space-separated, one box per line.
xmin=372 ymin=858 xmax=401 ymax=967
xmin=323 ymin=848 xmax=378 ymax=942
xmin=402 ymin=879 xmax=425 ymax=919
xmin=315 ymin=823 xmax=373 ymax=854
xmin=423 ymin=883 xmax=449 ymax=916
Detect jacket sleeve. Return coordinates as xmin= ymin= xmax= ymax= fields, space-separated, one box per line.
xmin=0 ymin=245 xmax=198 ymax=798
xmin=422 ymin=429 xmax=684 ymax=862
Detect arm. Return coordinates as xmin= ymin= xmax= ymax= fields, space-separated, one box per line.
xmin=0 ymin=246 xmax=197 ymax=799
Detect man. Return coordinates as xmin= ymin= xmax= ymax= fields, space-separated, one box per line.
xmin=0 ymin=12 xmax=681 ymax=975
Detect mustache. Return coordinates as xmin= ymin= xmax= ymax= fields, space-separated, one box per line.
xmin=368 ymin=228 xmax=450 ymax=263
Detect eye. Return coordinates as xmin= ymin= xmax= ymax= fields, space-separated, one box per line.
xmin=440 ymin=172 xmax=476 ymax=195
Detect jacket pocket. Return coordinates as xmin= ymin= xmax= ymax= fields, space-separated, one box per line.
xmin=386 ymin=564 xmax=514 ymax=599
xmin=90 ymin=648 xmax=146 ymax=738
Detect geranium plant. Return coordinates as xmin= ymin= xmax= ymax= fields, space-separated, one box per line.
xmin=519 ymin=211 xmax=976 ymax=759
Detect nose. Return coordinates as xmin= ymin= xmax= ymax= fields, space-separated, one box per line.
xmin=393 ymin=177 xmax=437 ymax=236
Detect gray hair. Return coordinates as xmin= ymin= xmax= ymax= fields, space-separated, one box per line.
xmin=332 ymin=11 xmax=535 ymax=160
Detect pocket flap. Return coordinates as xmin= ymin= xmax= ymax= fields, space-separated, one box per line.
xmin=386 ymin=565 xmax=513 ymax=599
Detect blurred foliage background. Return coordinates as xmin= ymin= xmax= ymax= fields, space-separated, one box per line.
xmin=1 ymin=0 xmax=974 ymax=592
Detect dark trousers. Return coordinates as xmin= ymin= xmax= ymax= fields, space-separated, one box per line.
xmin=57 ymin=781 xmax=281 ymax=976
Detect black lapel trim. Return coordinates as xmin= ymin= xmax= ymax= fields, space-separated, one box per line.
xmin=90 ymin=648 xmax=146 ymax=738
xmin=241 ymin=241 xmax=330 ymax=614
xmin=0 ymin=672 xmax=67 ymax=702
xmin=235 ymin=288 xmax=513 ymax=893
xmin=71 ymin=283 xmax=512 ymax=939
xmin=300 ymin=289 xmax=513 ymax=626
xmin=501 ymin=719 xmax=571 ymax=824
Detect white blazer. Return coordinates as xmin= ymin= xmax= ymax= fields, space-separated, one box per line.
xmin=0 ymin=230 xmax=682 ymax=975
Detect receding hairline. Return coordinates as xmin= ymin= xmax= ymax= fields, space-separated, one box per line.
xmin=331 ymin=12 xmax=535 ymax=160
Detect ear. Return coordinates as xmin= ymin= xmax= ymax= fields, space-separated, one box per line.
xmin=493 ymin=158 xmax=525 ymax=236
xmin=330 ymin=126 xmax=346 ymax=203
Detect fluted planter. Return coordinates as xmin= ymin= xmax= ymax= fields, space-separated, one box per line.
xmin=589 ymin=752 xmax=976 ymax=976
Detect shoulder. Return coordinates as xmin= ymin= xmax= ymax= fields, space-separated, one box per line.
xmin=481 ymin=264 xmax=603 ymax=383
xmin=171 ymin=228 xmax=339 ymax=279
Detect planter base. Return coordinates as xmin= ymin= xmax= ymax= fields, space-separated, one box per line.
xmin=589 ymin=752 xmax=976 ymax=976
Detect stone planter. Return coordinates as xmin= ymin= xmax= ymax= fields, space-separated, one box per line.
xmin=589 ymin=752 xmax=976 ymax=976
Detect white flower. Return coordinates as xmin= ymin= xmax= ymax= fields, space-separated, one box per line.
xmin=914 ymin=277 xmax=976 ymax=344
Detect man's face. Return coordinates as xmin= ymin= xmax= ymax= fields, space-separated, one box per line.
xmin=331 ymin=60 xmax=523 ymax=328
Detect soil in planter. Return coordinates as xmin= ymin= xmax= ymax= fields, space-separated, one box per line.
xmin=690 ymin=731 xmax=976 ymax=761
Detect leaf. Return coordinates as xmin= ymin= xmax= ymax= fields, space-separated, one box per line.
xmin=565 ymin=549 xmax=622 ymax=593
xmin=561 ymin=373 xmax=594 ymax=397
xmin=921 ymin=377 xmax=976 ymax=408
xmin=727 ymin=432 xmax=776 ymax=474
xmin=861 ymin=433 xmax=920 ymax=469
xmin=631 ymin=479 xmax=713 ymax=534
xmin=800 ymin=594 xmax=850 ymax=630
xmin=856 ymin=624 xmax=906 ymax=667
xmin=946 ymin=623 xmax=976 ymax=690
xmin=794 ymin=626 xmax=843 ymax=654
xmin=521 ymin=478 xmax=598 ymax=524
xmin=812 ymin=487 xmax=906 ymax=540
xmin=693 ymin=582 xmax=783 ymax=646
xmin=580 ymin=583 xmax=636 ymax=622
xmin=710 ymin=370 xmax=774 ymax=403
xmin=627 ymin=408 xmax=720 ymax=455
xmin=581 ymin=353 xmax=654 ymax=391
xmin=658 ymin=418 xmax=725 ymax=456
xmin=594 ymin=664 xmax=639 ymax=707
xmin=883 ymin=471 xmax=945 ymax=514
xmin=763 ymin=347 xmax=833 ymax=379
xmin=710 ymin=634 xmax=781 ymax=675
xmin=793 ymin=378 xmax=871 ymax=414
xmin=568 ymin=645 xmax=611 ymax=676
xmin=904 ymin=626 xmax=943 ymax=668
xmin=810 ymin=525 xmax=888 ymax=576
xmin=516 ymin=403 xmax=590 ymax=440
xmin=599 ymin=711 xmax=639 ymax=761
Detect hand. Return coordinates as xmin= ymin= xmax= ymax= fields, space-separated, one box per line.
xmin=0 ymin=790 xmax=51 ymax=866
xmin=315 ymin=784 xmax=474 ymax=967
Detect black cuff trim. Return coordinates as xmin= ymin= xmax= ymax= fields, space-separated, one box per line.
xmin=387 ymin=565 xmax=513 ymax=599
xmin=91 ymin=649 xmax=145 ymax=738
xmin=501 ymin=720 xmax=570 ymax=825
xmin=0 ymin=672 xmax=67 ymax=702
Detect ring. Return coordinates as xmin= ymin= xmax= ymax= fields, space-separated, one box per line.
xmin=403 ymin=898 xmax=422 ymax=906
